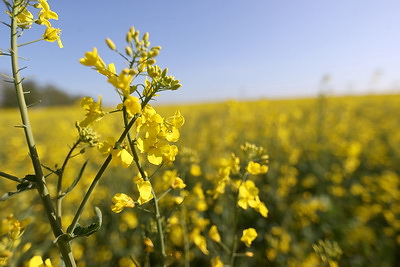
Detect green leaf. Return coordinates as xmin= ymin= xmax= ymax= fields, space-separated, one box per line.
xmin=68 ymin=207 xmax=102 ymax=240
xmin=65 ymin=161 xmax=88 ymax=195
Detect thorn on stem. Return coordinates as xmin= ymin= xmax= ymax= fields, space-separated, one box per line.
xmin=27 ymin=100 xmax=42 ymax=108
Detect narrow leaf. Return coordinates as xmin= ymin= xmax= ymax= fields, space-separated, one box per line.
xmin=65 ymin=161 xmax=88 ymax=195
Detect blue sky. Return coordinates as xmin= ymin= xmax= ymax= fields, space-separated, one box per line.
xmin=1 ymin=0 xmax=400 ymax=104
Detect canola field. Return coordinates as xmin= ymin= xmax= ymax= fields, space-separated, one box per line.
xmin=1 ymin=94 xmax=400 ymax=266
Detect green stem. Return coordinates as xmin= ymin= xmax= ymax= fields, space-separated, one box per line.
xmin=122 ymin=107 xmax=167 ymax=263
xmin=56 ymin=140 xmax=81 ymax=227
xmin=67 ymin=114 xmax=139 ymax=235
xmin=228 ymin=173 xmax=249 ymax=266
xmin=0 ymin=171 xmax=23 ymax=183
xmin=9 ymin=1 xmax=75 ymax=266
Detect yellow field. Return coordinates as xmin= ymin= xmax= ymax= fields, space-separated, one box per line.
xmin=1 ymin=94 xmax=400 ymax=266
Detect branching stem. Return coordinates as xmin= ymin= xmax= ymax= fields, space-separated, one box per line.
xmin=9 ymin=1 xmax=76 ymax=266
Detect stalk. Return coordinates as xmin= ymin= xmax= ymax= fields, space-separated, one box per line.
xmin=123 ymin=108 xmax=167 ymax=263
xmin=67 ymin=114 xmax=139 ymax=235
xmin=9 ymin=1 xmax=75 ymax=266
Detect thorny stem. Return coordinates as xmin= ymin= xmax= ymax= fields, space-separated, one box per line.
xmin=123 ymin=107 xmax=167 ymax=263
xmin=9 ymin=0 xmax=76 ymax=266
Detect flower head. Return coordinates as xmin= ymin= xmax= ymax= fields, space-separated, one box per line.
xmin=241 ymin=228 xmax=258 ymax=247
xmin=42 ymin=27 xmax=63 ymax=48
xmin=111 ymin=193 xmax=135 ymax=213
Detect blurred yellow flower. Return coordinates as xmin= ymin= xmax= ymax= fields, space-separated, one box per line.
xmin=241 ymin=228 xmax=258 ymax=247
xmin=28 ymin=255 xmax=53 ymax=267
xmin=209 ymin=225 xmax=221 ymax=243
xmin=246 ymin=161 xmax=268 ymax=175
xmin=211 ymin=256 xmax=223 ymax=267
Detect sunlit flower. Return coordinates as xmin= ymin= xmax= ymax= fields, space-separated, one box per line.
xmin=7 ymin=6 xmax=33 ymax=29
xmin=136 ymin=179 xmax=153 ymax=205
xmin=36 ymin=0 xmax=59 ymax=27
xmin=124 ymin=95 xmax=141 ymax=117
xmin=111 ymin=193 xmax=135 ymax=213
xmin=79 ymin=96 xmax=105 ymax=127
xmin=42 ymin=27 xmax=63 ymax=48
xmin=80 ymin=47 xmax=106 ymax=70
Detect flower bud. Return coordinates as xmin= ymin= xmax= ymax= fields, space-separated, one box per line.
xmin=125 ymin=46 xmax=133 ymax=56
xmin=143 ymin=32 xmax=149 ymax=42
xmin=126 ymin=31 xmax=132 ymax=43
xmin=146 ymin=59 xmax=156 ymax=65
xmin=105 ymin=38 xmax=116 ymax=50
xmin=129 ymin=26 xmax=135 ymax=35
xmin=170 ymin=84 xmax=182 ymax=90
xmin=245 ymin=251 xmax=254 ymax=257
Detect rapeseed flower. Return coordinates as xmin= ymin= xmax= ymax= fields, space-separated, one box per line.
xmin=35 ymin=0 xmax=58 ymax=27
xmin=241 ymin=228 xmax=258 ymax=247
xmin=42 ymin=27 xmax=63 ymax=48
xmin=111 ymin=193 xmax=135 ymax=213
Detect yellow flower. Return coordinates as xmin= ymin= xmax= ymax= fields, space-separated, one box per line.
xmin=211 ymin=256 xmax=223 ymax=267
xmin=28 ymin=255 xmax=53 ymax=267
xmin=136 ymin=179 xmax=153 ymax=205
xmin=241 ymin=228 xmax=258 ymax=247
xmin=8 ymin=216 xmax=30 ymax=240
xmin=108 ymin=69 xmax=134 ymax=96
xmin=80 ymin=47 xmax=106 ymax=70
xmin=172 ymin=177 xmax=186 ymax=189
xmin=136 ymin=138 xmax=170 ymax=165
xmin=190 ymin=164 xmax=202 ymax=176
xmin=111 ymin=147 xmax=133 ymax=168
xmin=246 ymin=161 xmax=268 ymax=175
xmin=209 ymin=225 xmax=221 ymax=243
xmin=124 ymin=95 xmax=141 ymax=117
xmin=190 ymin=228 xmax=209 ymax=255
xmin=237 ymin=180 xmax=259 ymax=209
xmin=7 ymin=6 xmax=34 ymax=29
xmin=79 ymin=96 xmax=105 ymax=127
xmin=42 ymin=27 xmax=63 ymax=48
xmin=111 ymin=193 xmax=135 ymax=213
xmin=237 ymin=180 xmax=269 ymax=217
xmin=36 ymin=0 xmax=59 ymax=27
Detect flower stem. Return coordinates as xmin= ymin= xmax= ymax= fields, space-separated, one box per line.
xmin=123 ymin=107 xmax=167 ymax=263
xmin=67 ymin=114 xmax=139 ymax=235
xmin=56 ymin=140 xmax=81 ymax=227
xmin=9 ymin=1 xmax=75 ymax=266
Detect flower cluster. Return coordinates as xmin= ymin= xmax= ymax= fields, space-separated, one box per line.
xmin=6 ymin=0 xmax=62 ymax=47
